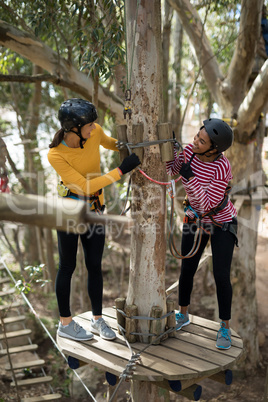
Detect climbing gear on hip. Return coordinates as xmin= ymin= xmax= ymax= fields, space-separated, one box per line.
xmin=57 ymin=181 xmax=103 ymax=212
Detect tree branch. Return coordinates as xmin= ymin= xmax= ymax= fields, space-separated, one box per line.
xmin=168 ymin=0 xmax=225 ymax=108
xmin=225 ymin=0 xmax=263 ymax=111
xmin=236 ymin=59 xmax=268 ymax=141
xmin=0 ymin=20 xmax=124 ymax=122
xmin=0 ymin=73 xmax=59 ymax=83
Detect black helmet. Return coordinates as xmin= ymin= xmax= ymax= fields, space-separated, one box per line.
xmin=58 ymin=98 xmax=98 ymax=131
xmin=203 ymin=118 xmax=233 ymax=153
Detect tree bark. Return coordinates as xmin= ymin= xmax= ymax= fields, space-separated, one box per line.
xmin=169 ymin=12 xmax=183 ymax=138
xmin=125 ymin=1 xmax=168 ymax=399
xmin=126 ymin=0 xmax=166 ymax=333
xmin=163 ymin=0 xmax=172 ymax=122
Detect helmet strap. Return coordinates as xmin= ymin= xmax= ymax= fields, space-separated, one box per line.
xmin=194 ymin=144 xmax=215 ymax=157
xmin=213 ymin=152 xmax=223 ymax=162
xmin=69 ymin=127 xmax=86 ymax=149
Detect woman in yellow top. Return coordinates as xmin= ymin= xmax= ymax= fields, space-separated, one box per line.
xmin=48 ymin=98 xmax=140 ymax=341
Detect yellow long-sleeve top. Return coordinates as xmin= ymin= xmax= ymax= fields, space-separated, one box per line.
xmin=47 ymin=123 xmax=121 ymax=206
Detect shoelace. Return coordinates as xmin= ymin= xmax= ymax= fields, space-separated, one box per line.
xmin=73 ymin=322 xmax=82 ymax=333
xmin=175 ymin=312 xmax=184 ymax=320
xmin=99 ymin=319 xmax=111 ymax=332
xmin=218 ymin=326 xmax=230 ymax=341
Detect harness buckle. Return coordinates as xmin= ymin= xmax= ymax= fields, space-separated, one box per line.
xmin=57 ymin=181 xmax=70 ymax=197
xmin=221 ymin=222 xmax=229 ymax=231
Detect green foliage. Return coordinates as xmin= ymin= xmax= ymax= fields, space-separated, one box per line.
xmin=15 ymin=263 xmax=51 ymax=294
xmin=76 ymin=1 xmax=125 ymax=81
xmin=15 ymin=279 xmax=31 ymax=294
xmin=1 ymin=0 xmax=126 ymax=83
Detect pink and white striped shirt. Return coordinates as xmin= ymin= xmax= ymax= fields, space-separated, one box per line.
xmin=166 ymin=144 xmax=237 ymax=223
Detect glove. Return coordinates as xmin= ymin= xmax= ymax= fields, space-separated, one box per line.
xmin=118 ymin=153 xmax=141 ymax=175
xmin=179 ymin=162 xmax=195 ymax=181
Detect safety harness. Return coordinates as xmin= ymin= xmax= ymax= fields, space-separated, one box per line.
xmin=169 ymin=153 xmax=238 ymax=259
xmin=57 ymin=181 xmax=104 ymax=213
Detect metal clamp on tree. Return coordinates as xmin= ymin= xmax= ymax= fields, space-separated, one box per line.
xmin=123 ymin=89 xmax=132 ymax=119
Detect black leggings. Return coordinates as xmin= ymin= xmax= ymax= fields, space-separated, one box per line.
xmin=179 ymin=222 xmax=236 ymax=321
xmin=56 ymin=225 xmax=105 ymax=317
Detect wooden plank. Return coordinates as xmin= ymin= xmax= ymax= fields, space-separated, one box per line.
xmin=21 ymin=394 xmax=62 ymax=402
xmin=0 ymin=288 xmax=15 ymax=297
xmin=175 ymin=330 xmax=243 ymax=358
xmin=180 ymin=320 xmax=243 ymax=349
xmin=1 ymin=315 xmax=26 ymax=324
xmin=0 ymin=277 xmax=11 ymax=285
xmin=57 ymin=335 xmax=164 ymax=381
xmin=0 ymin=344 xmax=38 ymax=356
xmin=11 ymin=376 xmax=53 ymax=387
xmin=0 ymin=328 xmax=31 ymax=340
xmin=188 ymin=314 xmax=242 ymax=339
xmin=162 ymin=337 xmax=238 ymax=368
xmin=5 ymin=359 xmax=45 ymax=370
xmin=0 ymin=301 xmax=25 ymax=311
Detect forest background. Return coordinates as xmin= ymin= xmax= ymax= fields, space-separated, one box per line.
xmin=0 ymin=0 xmax=268 ymax=401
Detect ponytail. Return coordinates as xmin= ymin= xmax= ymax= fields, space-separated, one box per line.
xmin=49 ymin=128 xmax=65 ymax=148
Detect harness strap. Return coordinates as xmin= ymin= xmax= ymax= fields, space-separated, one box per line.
xmin=198 ymin=185 xmax=232 ymax=222
xmin=69 ymin=190 xmax=104 ymax=213
xmin=68 ymin=189 xmax=102 ymax=202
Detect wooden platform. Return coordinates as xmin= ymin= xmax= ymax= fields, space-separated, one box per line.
xmin=57 ymin=308 xmax=243 ymax=384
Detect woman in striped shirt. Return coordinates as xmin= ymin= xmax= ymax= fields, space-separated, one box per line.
xmin=166 ymin=118 xmax=237 ymax=350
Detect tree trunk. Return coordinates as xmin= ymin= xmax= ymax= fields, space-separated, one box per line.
xmin=226 ymin=119 xmax=265 ymax=369
xmin=163 ymin=0 xmax=172 ymax=122
xmin=170 ymin=12 xmax=183 ymax=138
xmin=125 ymin=1 xmax=168 ymax=400
xmin=131 ymin=381 xmax=169 ymax=402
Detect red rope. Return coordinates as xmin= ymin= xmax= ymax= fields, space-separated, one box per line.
xmin=138 ymin=168 xmax=182 ymax=186
xmin=137 ymin=149 xmax=186 ymax=186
